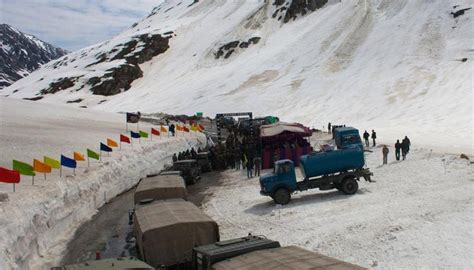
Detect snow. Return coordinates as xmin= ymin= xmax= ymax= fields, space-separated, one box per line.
xmin=202 ymin=133 xmax=474 ymax=269
xmin=1 ymin=0 xmax=472 ymax=155
xmin=0 ymin=97 xmax=206 ymax=269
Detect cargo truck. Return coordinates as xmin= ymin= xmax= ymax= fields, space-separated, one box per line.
xmin=259 ymin=127 xmax=372 ymax=205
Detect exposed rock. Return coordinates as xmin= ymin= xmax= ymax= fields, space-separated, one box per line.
xmin=224 ymin=49 xmax=235 ymax=59
xmin=249 ymin=37 xmax=261 ymax=44
xmin=216 ymin=37 xmax=261 ymax=59
xmin=23 ymin=96 xmax=43 ymax=101
xmin=239 ymin=42 xmax=250 ymax=48
xmin=272 ymin=0 xmax=328 ymax=23
xmin=451 ymin=7 xmax=471 ymax=18
xmin=460 ymin=153 xmax=469 ymax=160
xmin=0 ymin=24 xmax=68 ymax=89
xmin=41 ymin=77 xmax=78 ymax=94
xmin=66 ymin=98 xmax=83 ymax=104
xmin=90 ymin=64 xmax=143 ymax=96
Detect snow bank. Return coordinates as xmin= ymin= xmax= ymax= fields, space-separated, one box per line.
xmin=0 ymin=98 xmax=206 ymax=269
xmin=202 ymin=135 xmax=474 ymax=269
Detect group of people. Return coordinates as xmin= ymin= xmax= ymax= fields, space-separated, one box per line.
xmin=382 ymin=136 xmax=411 ymax=164
xmin=172 ymin=147 xmax=201 ymax=162
xmin=363 ymin=130 xmax=377 ymax=147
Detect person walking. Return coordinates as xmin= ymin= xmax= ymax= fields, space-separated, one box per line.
xmin=371 ymin=130 xmax=377 ymax=147
xmin=327 ymin=122 xmax=332 ymax=133
xmin=363 ymin=130 xmax=370 ymax=148
xmin=169 ymin=124 xmax=175 ymax=136
xmin=382 ymin=145 xmax=389 ymax=165
xmin=401 ymin=138 xmax=409 ymax=160
xmin=234 ymin=150 xmax=241 ymax=170
xmin=402 ymin=136 xmax=411 ymax=154
xmin=172 ymin=153 xmax=178 ymax=163
xmin=394 ymin=140 xmax=401 ymax=161
xmin=253 ymin=156 xmax=262 ymax=177
xmin=246 ymin=156 xmax=254 ymax=178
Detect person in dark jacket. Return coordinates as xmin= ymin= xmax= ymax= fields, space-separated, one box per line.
xmin=191 ymin=148 xmax=197 ymax=159
xmin=382 ymin=145 xmax=389 ymax=164
xmin=394 ymin=140 xmax=401 ymax=161
xmin=401 ymin=139 xmax=409 ymax=160
xmin=246 ymin=157 xmax=254 ymax=178
xmin=172 ymin=153 xmax=178 ymax=163
xmin=371 ymin=130 xmax=377 ymax=147
xmin=363 ymin=130 xmax=370 ymax=147
xmin=327 ymin=122 xmax=332 ymax=133
xmin=169 ymin=124 xmax=175 ymax=136
xmin=253 ymin=156 xmax=262 ymax=177
xmin=402 ymin=136 xmax=411 ymax=154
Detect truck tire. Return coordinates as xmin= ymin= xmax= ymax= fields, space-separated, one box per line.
xmin=341 ymin=177 xmax=358 ymax=195
xmin=273 ymin=188 xmax=291 ymax=205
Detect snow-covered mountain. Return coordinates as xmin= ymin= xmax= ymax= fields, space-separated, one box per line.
xmin=0 ymin=24 xmax=68 ymax=89
xmin=2 ymin=0 xmax=473 ymax=152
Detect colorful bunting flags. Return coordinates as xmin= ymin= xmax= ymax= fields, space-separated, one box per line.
xmin=0 ymin=167 xmax=20 ymax=184
xmin=33 ymin=159 xmax=52 ymax=173
xmin=151 ymin=128 xmax=160 ymax=136
xmin=61 ymin=155 xmax=77 ymax=168
xmin=107 ymin=138 xmax=118 ymax=148
xmin=87 ymin=149 xmax=100 ymax=160
xmin=100 ymin=143 xmax=113 ymax=152
xmin=44 ymin=156 xmax=61 ymax=169
xmin=120 ymin=134 xmax=131 ymax=144
xmin=139 ymin=130 xmax=149 ymax=138
xmin=12 ymin=160 xmax=36 ymax=176
xmin=130 ymin=131 xmax=140 ymax=139
xmin=74 ymin=152 xmax=85 ymax=161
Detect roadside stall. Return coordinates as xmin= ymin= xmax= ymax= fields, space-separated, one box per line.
xmin=260 ymin=122 xmax=312 ymax=169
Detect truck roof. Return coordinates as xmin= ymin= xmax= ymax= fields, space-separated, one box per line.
xmin=56 ymin=257 xmax=153 ymax=270
xmin=333 ymin=127 xmax=359 ymax=133
xmin=275 ymin=159 xmax=294 ymax=165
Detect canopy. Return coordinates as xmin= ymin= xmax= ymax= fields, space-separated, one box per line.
xmin=212 ymin=246 xmax=366 ymax=270
xmin=134 ymin=199 xmax=219 ymax=268
xmin=260 ymin=122 xmax=312 ymax=138
xmin=134 ymin=175 xmax=187 ymax=204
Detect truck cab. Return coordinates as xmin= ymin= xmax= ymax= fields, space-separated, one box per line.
xmin=259 ymin=160 xmax=298 ymax=203
xmin=333 ymin=127 xmax=364 ymax=150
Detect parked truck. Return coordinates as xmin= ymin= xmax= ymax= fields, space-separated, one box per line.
xmin=259 ymin=127 xmax=372 ymax=205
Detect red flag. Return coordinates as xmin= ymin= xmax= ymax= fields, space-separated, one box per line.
xmin=120 ymin=134 xmax=131 ymax=144
xmin=183 ymin=126 xmax=190 ymax=132
xmin=198 ymin=124 xmax=205 ymax=130
xmin=0 ymin=167 xmax=20 ymax=183
xmin=151 ymin=128 xmax=160 ymax=136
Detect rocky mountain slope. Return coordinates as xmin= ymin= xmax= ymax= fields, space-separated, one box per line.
xmin=1 ymin=0 xmax=473 ymax=152
xmin=0 ymin=24 xmax=68 ymax=89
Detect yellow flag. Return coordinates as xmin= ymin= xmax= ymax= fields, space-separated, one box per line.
xmin=160 ymin=126 xmax=168 ymax=132
xmin=74 ymin=152 xmax=85 ymax=161
xmin=44 ymin=156 xmax=60 ymax=169
xmin=107 ymin=138 xmax=118 ymax=147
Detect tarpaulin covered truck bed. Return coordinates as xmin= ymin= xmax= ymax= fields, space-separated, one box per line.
xmin=134 ymin=199 xmax=219 ymax=268
xmin=134 ymin=175 xmax=187 ymax=204
xmin=212 ymin=246 xmax=366 ymax=270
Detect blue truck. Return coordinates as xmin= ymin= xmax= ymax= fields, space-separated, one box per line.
xmin=259 ymin=127 xmax=372 ymax=205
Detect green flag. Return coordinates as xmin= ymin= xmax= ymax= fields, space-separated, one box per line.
xmin=12 ymin=160 xmax=36 ymax=176
xmin=139 ymin=130 xmax=149 ymax=138
xmin=44 ymin=156 xmax=60 ymax=169
xmin=87 ymin=149 xmax=100 ymax=160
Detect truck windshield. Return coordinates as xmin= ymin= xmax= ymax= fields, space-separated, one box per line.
xmin=342 ymin=134 xmax=361 ymax=146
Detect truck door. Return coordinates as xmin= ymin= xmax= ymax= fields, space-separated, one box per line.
xmin=276 ymin=161 xmax=297 ymax=190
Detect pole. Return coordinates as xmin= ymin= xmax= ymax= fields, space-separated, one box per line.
xmin=137 ymin=122 xmax=139 ymax=132
xmin=60 ymin=166 xmax=62 ymax=177
xmin=74 ymin=167 xmax=76 ymax=175
xmin=126 ymin=121 xmax=128 ymax=132
xmin=32 ymin=176 xmax=34 ymax=186
xmin=13 ymin=183 xmax=15 ymax=192
xmin=120 ymin=141 xmax=122 ymax=150
xmin=44 ymin=173 xmax=46 ymax=180
xmin=100 ymin=151 xmax=102 ymax=161
xmin=87 ymin=157 xmax=90 ymax=167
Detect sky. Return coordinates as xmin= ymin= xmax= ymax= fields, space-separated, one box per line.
xmin=0 ymin=0 xmax=162 ymax=51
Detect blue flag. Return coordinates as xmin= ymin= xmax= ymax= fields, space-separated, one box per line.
xmin=100 ymin=142 xmax=113 ymax=152
xmin=130 ymin=131 xmax=140 ymax=138
xmin=61 ymin=155 xmax=77 ymax=168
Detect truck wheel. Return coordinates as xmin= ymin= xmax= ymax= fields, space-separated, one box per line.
xmin=273 ymin=188 xmax=291 ymax=205
xmin=341 ymin=178 xmax=358 ymax=195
